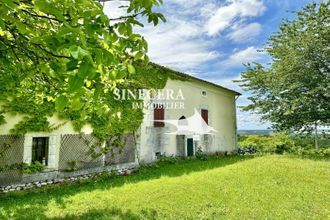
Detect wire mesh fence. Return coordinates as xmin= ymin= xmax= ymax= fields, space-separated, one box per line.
xmin=0 ymin=133 xmax=137 ymax=186
xmin=105 ymin=134 xmax=136 ymax=165
xmin=58 ymin=134 xmax=103 ymax=171
xmin=0 ymin=135 xmax=25 ymax=186
xmin=59 ymin=133 xmax=136 ymax=171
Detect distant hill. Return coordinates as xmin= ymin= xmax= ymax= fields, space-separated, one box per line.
xmin=238 ymin=130 xmax=274 ymax=135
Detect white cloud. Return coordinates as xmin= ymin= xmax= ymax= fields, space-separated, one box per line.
xmin=220 ymin=46 xmax=265 ymax=68
xmin=103 ymin=1 xmax=220 ymax=70
xmin=102 ymin=0 xmax=271 ymax=130
xmin=237 ymin=110 xmax=271 ymax=130
xmin=227 ymin=22 xmax=262 ymax=43
xmin=102 ymin=1 xmax=128 ymax=20
xmin=138 ymin=19 xmax=219 ymax=69
xmin=167 ymin=0 xmax=204 ymax=8
xmin=206 ymin=0 xmax=266 ymax=36
xmin=214 ymin=75 xmax=243 ymax=92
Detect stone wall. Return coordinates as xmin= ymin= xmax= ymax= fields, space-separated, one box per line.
xmin=0 ymin=162 xmax=137 ymax=193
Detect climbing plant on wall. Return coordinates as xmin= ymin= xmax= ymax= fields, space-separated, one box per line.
xmin=0 ymin=0 xmax=171 ymax=142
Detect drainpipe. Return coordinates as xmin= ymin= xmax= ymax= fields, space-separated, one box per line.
xmin=234 ymin=95 xmax=240 ymax=150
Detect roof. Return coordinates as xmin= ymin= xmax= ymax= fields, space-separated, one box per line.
xmin=151 ymin=63 xmax=242 ymax=96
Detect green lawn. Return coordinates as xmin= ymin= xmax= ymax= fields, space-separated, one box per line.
xmin=0 ymin=155 xmax=329 ymax=219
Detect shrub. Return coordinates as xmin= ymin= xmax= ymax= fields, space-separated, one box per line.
xmin=195 ymin=147 xmax=207 ymax=160
xmin=288 ymin=146 xmax=330 ymax=159
xmin=214 ymin=151 xmax=228 ymax=157
xmin=158 ymin=155 xmax=179 ymax=164
xmin=238 ymin=133 xmax=329 ymax=158
xmin=22 ymin=161 xmax=45 ymax=174
xmin=65 ymin=160 xmax=78 ymax=172
xmin=290 ymin=134 xmax=330 ymax=148
xmin=239 ymin=133 xmax=295 ymax=154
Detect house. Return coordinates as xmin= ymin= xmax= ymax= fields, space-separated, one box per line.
xmin=137 ymin=64 xmax=240 ymax=162
xmin=0 ymin=64 xmax=240 ymax=186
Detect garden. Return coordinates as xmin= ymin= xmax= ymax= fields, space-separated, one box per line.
xmin=0 ymin=150 xmax=329 ymax=219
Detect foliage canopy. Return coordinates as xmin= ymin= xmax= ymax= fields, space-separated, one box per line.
xmin=237 ymin=2 xmax=330 ymax=132
xmin=0 ymin=0 xmax=167 ymax=140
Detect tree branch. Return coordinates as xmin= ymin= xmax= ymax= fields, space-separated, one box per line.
xmin=109 ymin=11 xmax=144 ymax=21
xmin=32 ymin=43 xmax=70 ymax=59
xmin=21 ymin=9 xmax=62 ymax=22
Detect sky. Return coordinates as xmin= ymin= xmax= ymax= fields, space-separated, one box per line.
xmin=103 ymin=0 xmax=315 ymax=130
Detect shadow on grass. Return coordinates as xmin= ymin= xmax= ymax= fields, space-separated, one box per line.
xmin=0 ymin=155 xmax=256 ymax=219
xmin=0 ymin=204 xmax=158 ymax=220
xmin=49 ymin=208 xmax=158 ymax=220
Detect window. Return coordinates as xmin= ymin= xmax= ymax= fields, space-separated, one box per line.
xmin=153 ymin=104 xmax=165 ymax=127
xmin=32 ymin=137 xmax=49 ymax=165
xmin=178 ymin=116 xmax=188 ymax=126
xmin=201 ymin=90 xmax=207 ymax=97
xmin=155 ymin=152 xmax=161 ymax=159
xmin=201 ymin=109 xmax=208 ymax=125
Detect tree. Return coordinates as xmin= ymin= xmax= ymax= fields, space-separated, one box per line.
xmin=237 ymin=2 xmax=330 ymax=143
xmin=0 ymin=0 xmax=166 ymax=141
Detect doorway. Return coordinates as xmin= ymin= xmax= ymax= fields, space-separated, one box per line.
xmin=187 ymin=138 xmax=194 ymax=156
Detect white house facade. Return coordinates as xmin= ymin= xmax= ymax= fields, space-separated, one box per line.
xmin=0 ymin=65 xmax=240 ymax=186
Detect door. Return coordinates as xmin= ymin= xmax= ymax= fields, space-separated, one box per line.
xmin=187 ymin=138 xmax=194 ymax=156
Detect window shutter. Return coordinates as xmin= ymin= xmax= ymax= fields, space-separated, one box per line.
xmin=154 ymin=104 xmax=165 ymax=127
xmin=201 ymin=109 xmax=208 ymax=125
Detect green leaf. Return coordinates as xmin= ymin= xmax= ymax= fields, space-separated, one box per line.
xmin=55 ymin=95 xmax=68 ymax=111
xmin=71 ymin=97 xmax=83 ymax=110
xmin=16 ymin=21 xmax=28 ymax=34
xmin=127 ymin=18 xmax=144 ymax=27
xmin=134 ymin=52 xmax=144 ymax=60
xmin=69 ymin=46 xmax=90 ymax=59
xmin=127 ymin=64 xmax=136 ymax=74
xmin=158 ymin=14 xmax=166 ymax=22
xmin=68 ymin=75 xmax=84 ymax=92
xmin=109 ymin=70 xmax=117 ymax=80
xmin=118 ymin=24 xmax=126 ymax=35
xmin=0 ymin=20 xmax=5 ymax=29
xmin=50 ymin=60 xmax=64 ymax=73
xmin=117 ymin=70 xmax=127 ymax=79
xmin=153 ymin=17 xmax=159 ymax=26
xmin=2 ymin=0 xmax=16 ymax=9
xmin=66 ymin=59 xmax=79 ymax=71
xmin=78 ymin=62 xmax=95 ymax=79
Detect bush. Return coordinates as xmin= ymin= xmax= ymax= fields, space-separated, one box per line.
xmin=158 ymin=155 xmax=179 ymax=164
xmin=238 ymin=133 xmax=330 ymax=159
xmin=22 ymin=161 xmax=45 ymax=174
xmin=238 ymin=133 xmax=295 ymax=154
xmin=65 ymin=160 xmax=78 ymax=172
xmin=195 ymin=147 xmax=207 ymax=160
xmin=288 ymin=146 xmax=330 ymax=159
xmin=290 ymin=134 xmax=330 ymax=148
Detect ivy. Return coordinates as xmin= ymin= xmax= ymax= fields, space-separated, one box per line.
xmin=0 ymin=0 xmax=167 ymax=140
xmin=0 ymin=63 xmax=186 ymax=143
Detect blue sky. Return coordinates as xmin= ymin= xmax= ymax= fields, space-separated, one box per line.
xmin=104 ymin=0 xmax=315 ymax=130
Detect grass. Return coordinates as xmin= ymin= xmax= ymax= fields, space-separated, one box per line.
xmin=0 ymin=155 xmax=329 ymax=219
